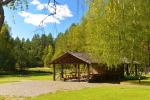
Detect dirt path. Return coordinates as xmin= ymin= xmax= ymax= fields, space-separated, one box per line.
xmin=0 ymin=80 xmax=101 ymax=97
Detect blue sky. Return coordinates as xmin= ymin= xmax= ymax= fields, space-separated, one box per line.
xmin=4 ymin=0 xmax=87 ymax=39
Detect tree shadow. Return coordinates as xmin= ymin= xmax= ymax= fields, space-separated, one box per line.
xmin=121 ymin=76 xmax=150 ymax=86
xmin=0 ymin=70 xmax=53 ymax=78
xmin=87 ymin=75 xmax=150 ymax=86
xmin=88 ymin=80 xmax=122 ymax=84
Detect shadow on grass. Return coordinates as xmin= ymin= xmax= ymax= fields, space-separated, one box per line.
xmin=86 ymin=75 xmax=150 ymax=86
xmin=0 ymin=70 xmax=53 ymax=78
xmin=121 ymin=75 xmax=150 ymax=86
xmin=125 ymin=80 xmax=150 ymax=86
xmin=88 ymin=80 xmax=122 ymax=84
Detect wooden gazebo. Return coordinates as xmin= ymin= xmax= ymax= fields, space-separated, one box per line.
xmin=50 ymin=52 xmax=124 ymax=82
xmin=49 ymin=52 xmax=94 ymax=82
xmin=122 ymin=57 xmax=141 ymax=76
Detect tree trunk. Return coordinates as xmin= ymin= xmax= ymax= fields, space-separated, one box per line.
xmin=0 ymin=0 xmax=14 ymax=31
xmin=0 ymin=5 xmax=4 ymax=31
xmin=148 ymin=41 xmax=150 ymax=67
xmin=135 ymin=64 xmax=138 ymax=76
xmin=126 ymin=64 xmax=129 ymax=76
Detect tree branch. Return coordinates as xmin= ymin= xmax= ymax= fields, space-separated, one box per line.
xmin=0 ymin=5 xmax=4 ymax=31
xmin=2 ymin=0 xmax=14 ymax=6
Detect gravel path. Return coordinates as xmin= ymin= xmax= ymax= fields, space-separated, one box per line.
xmin=0 ymin=80 xmax=100 ymax=97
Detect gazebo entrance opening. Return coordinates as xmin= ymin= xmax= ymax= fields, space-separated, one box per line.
xmin=53 ymin=64 xmax=90 ymax=82
xmin=50 ymin=52 xmax=91 ymax=82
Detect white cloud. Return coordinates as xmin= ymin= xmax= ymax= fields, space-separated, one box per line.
xmin=19 ymin=0 xmax=73 ymax=26
xmin=54 ymin=4 xmax=73 ymax=20
xmin=19 ymin=11 xmax=60 ymax=26
xmin=31 ymin=0 xmax=40 ymax=5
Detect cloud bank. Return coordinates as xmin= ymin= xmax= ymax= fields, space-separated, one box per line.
xmin=18 ymin=0 xmax=73 ymax=26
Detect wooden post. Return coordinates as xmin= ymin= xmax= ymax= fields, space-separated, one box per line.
xmin=60 ymin=64 xmax=64 ymax=79
xmin=139 ymin=75 xmax=141 ymax=84
xmin=87 ymin=64 xmax=90 ymax=82
xmin=135 ymin=64 xmax=138 ymax=76
xmin=126 ymin=64 xmax=129 ymax=76
xmin=53 ymin=64 xmax=56 ymax=81
xmin=77 ymin=64 xmax=80 ymax=82
xmin=122 ymin=64 xmax=125 ymax=78
xmin=75 ymin=64 xmax=77 ymax=78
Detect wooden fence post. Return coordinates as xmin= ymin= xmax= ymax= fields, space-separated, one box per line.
xmin=87 ymin=64 xmax=90 ymax=82
xmin=78 ymin=64 xmax=80 ymax=82
xmin=53 ymin=64 xmax=56 ymax=81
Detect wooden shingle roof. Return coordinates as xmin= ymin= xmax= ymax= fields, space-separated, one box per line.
xmin=50 ymin=52 xmax=97 ymax=64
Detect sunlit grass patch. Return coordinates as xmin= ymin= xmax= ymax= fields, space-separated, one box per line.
xmin=30 ymin=85 xmax=150 ymax=100
xmin=0 ymin=67 xmax=53 ymax=84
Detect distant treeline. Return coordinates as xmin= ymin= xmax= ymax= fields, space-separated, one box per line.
xmin=0 ymin=24 xmax=54 ymax=71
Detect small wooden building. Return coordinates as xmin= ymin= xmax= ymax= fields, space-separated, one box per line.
xmin=49 ymin=52 xmax=124 ymax=82
xmin=123 ymin=59 xmax=141 ymax=76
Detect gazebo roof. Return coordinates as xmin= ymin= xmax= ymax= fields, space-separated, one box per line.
xmin=50 ymin=52 xmax=97 ymax=64
xmin=121 ymin=57 xmax=140 ymax=64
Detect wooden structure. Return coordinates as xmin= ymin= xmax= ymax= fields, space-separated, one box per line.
xmin=122 ymin=57 xmax=141 ymax=76
xmin=49 ymin=52 xmax=124 ymax=82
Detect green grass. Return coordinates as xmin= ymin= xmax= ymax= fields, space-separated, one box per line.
xmin=0 ymin=74 xmax=52 ymax=84
xmin=122 ymin=74 xmax=150 ymax=86
xmin=0 ymin=67 xmax=53 ymax=84
xmin=29 ymin=85 xmax=150 ymax=100
xmin=28 ymin=74 xmax=150 ymax=100
xmin=0 ymin=70 xmax=150 ymax=100
xmin=28 ymin=67 xmax=52 ymax=72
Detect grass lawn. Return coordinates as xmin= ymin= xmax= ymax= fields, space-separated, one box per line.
xmin=28 ymin=74 xmax=150 ymax=100
xmin=122 ymin=74 xmax=150 ymax=86
xmin=29 ymin=85 xmax=150 ymax=100
xmin=0 ymin=67 xmax=53 ymax=84
xmin=0 ymin=68 xmax=150 ymax=100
